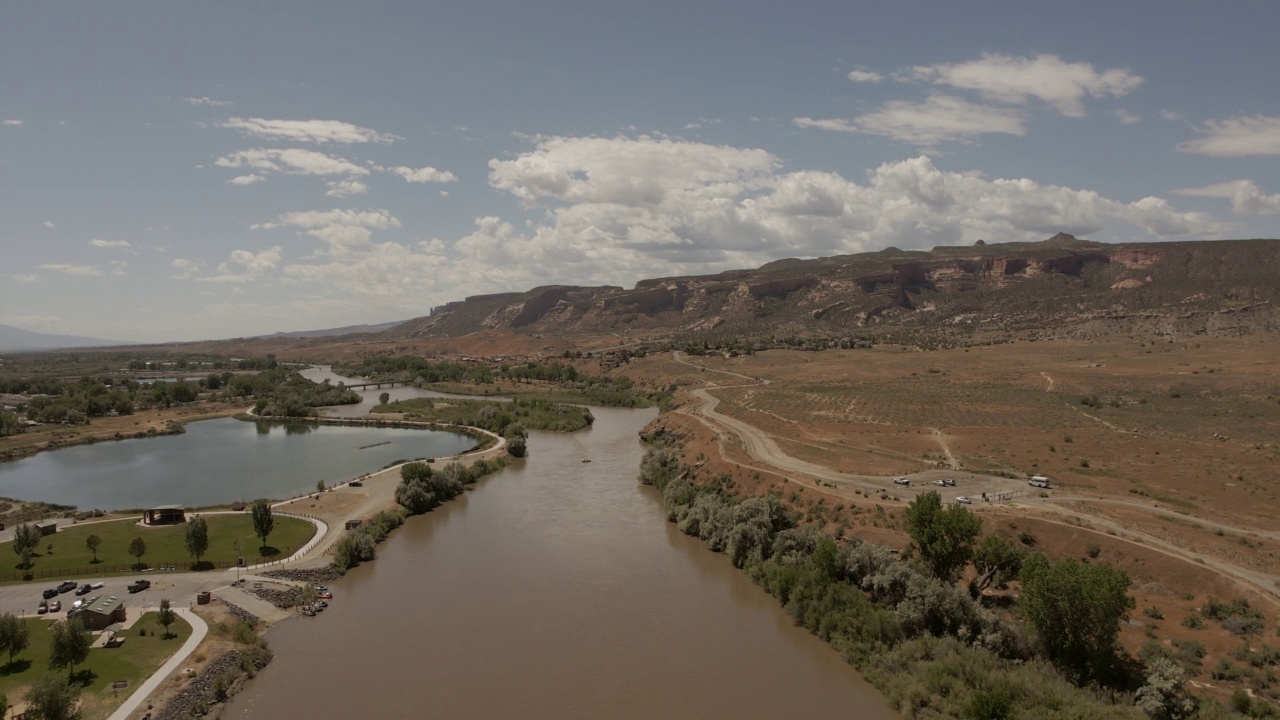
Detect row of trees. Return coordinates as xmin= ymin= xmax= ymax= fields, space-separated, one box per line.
xmin=639 ymin=440 xmax=1186 ymax=718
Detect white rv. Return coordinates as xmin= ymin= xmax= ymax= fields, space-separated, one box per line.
xmin=1029 ymin=475 xmax=1052 ymax=489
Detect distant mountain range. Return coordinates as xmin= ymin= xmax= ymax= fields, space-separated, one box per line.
xmin=371 ymin=234 xmax=1280 ymax=344
xmin=0 ymin=324 xmax=128 ymax=353
xmin=254 ymin=320 xmax=408 ymax=339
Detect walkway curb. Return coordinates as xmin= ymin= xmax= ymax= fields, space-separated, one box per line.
xmin=107 ymin=607 xmax=209 ymax=720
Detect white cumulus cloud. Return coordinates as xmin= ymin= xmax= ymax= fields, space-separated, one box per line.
xmin=2 ymin=119 xmax=22 ymax=126
xmin=184 ymin=97 xmax=234 ymax=107
xmin=228 ymin=174 xmax=265 ymax=186
xmin=218 ymin=117 xmax=398 ymax=144
xmin=1177 ymin=115 xmax=1280 ymax=157
xmin=39 ymin=264 xmax=103 ymax=276
xmin=388 ymin=166 xmax=458 ymax=184
xmin=847 ymin=69 xmax=884 ymax=83
xmin=325 ymin=178 xmax=369 ymax=198
xmin=269 ymin=208 xmax=401 ymax=257
xmin=42 ymin=221 xmax=55 ymax=229
xmin=171 ymin=258 xmax=206 ymax=279
xmin=905 ymin=53 xmax=1143 ymax=117
xmin=200 ymin=246 xmax=284 ymax=283
xmin=796 ymin=95 xmax=1025 ymax=146
xmin=215 ymin=148 xmax=369 ymax=177
xmin=88 ymin=238 xmax=133 ymax=250
xmin=1175 ymin=180 xmax=1280 ymax=215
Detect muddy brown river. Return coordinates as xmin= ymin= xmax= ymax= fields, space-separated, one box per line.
xmin=225 ymin=406 xmax=896 ymax=719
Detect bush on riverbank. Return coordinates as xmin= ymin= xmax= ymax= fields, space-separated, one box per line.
xmin=394 ymin=458 xmax=510 ymax=515
xmin=331 ymin=509 xmax=406 ymax=573
xmin=637 ymin=436 xmax=1162 ymax=720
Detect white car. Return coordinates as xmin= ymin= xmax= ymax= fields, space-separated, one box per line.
xmin=892 ymin=477 xmax=910 ymax=486
xmin=956 ymin=496 xmax=972 ymax=504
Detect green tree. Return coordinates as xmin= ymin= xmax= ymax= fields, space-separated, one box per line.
xmin=379 ymin=392 xmax=390 ymax=405
xmin=0 ymin=410 xmax=21 ymax=437
xmin=84 ymin=534 xmax=102 ymax=564
xmin=1020 ymin=553 xmax=1135 ymax=682
xmin=904 ymin=491 xmax=983 ymax=581
xmin=12 ymin=523 xmax=40 ymax=570
xmin=970 ymin=534 xmax=1025 ymax=595
xmin=251 ymin=499 xmax=274 ymax=550
xmin=0 ymin=612 xmax=31 ymax=667
xmin=184 ymin=516 xmax=209 ymax=567
xmin=157 ymin=599 xmax=176 ymax=639
xmin=24 ymin=673 xmax=80 ymax=720
xmin=48 ymin=617 xmax=91 ymax=678
xmin=128 ymin=537 xmax=147 ymax=569
xmin=505 ymin=425 xmax=528 ymax=458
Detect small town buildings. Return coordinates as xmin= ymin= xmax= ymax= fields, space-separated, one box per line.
xmin=79 ymin=595 xmax=126 ymax=631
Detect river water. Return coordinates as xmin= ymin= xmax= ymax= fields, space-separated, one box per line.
xmin=225 ymin=406 xmax=896 ymax=719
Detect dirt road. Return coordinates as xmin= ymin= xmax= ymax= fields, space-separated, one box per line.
xmin=671 ymin=352 xmax=1280 ymax=606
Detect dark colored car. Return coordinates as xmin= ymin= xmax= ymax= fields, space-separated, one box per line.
xmin=42 ymin=588 xmax=58 ymax=599
xmin=75 ymin=584 xmax=92 ymax=595
xmin=127 ymin=579 xmax=151 ymax=593
xmin=57 ymin=580 xmax=78 ymax=593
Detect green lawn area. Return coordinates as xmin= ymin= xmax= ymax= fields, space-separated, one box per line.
xmin=3 ymin=514 xmax=315 ymax=581
xmin=0 ymin=612 xmax=193 ymax=720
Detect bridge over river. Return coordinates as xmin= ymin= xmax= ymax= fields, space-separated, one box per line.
xmin=339 ymin=379 xmax=414 ymax=391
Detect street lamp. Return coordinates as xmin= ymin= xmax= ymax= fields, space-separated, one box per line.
xmin=234 ymin=537 xmax=245 ymax=583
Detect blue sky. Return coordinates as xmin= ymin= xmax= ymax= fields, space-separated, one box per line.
xmin=3 ymin=1 xmax=1278 ymax=343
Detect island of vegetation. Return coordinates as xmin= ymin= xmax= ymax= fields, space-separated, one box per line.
xmin=333 ymin=356 xmax=665 ymax=408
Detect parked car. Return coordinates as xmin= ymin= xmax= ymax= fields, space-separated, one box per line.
xmin=75 ymin=584 xmax=93 ymax=596
xmin=892 ymin=477 xmax=910 ymax=486
xmin=316 ymin=591 xmax=333 ymax=599
xmin=37 ymin=600 xmax=48 ymax=614
xmin=57 ymin=580 xmax=78 ymax=594
xmin=348 ymin=480 xmax=363 ymax=487
xmin=71 ymin=599 xmax=88 ymax=611
xmin=956 ymin=496 xmax=972 ymax=504
xmin=313 ymin=584 xmax=328 ymax=592
xmin=48 ymin=600 xmax=61 ymax=612
xmin=42 ymin=588 xmax=59 ymax=599
xmin=128 ymin=579 xmax=151 ymax=593
xmin=942 ymin=478 xmax=956 ymax=487
xmin=90 ymin=582 xmax=105 ymax=590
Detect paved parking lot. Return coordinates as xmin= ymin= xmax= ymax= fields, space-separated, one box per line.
xmin=0 ymin=567 xmax=254 ymax=619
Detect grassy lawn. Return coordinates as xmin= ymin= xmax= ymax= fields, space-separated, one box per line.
xmin=0 ymin=613 xmax=192 ymax=720
xmin=2 ymin=514 xmax=315 ymax=581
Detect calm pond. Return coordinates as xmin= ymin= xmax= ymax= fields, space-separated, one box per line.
xmin=0 ymin=418 xmax=475 ymax=510
xmin=225 ymin=406 xmax=897 ymax=719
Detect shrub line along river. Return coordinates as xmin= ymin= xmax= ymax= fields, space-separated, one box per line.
xmin=6 ymin=368 xmax=896 ymax=718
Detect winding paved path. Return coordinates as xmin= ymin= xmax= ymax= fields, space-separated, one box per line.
xmin=107 ymin=607 xmax=208 ymax=720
